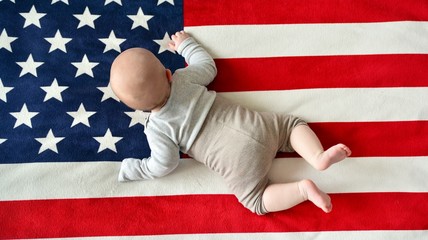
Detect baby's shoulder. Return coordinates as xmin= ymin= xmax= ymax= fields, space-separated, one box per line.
xmin=172 ymin=68 xmax=208 ymax=88
xmin=172 ymin=68 xmax=189 ymax=81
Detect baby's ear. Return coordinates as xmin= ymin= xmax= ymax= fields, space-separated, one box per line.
xmin=166 ymin=69 xmax=172 ymax=81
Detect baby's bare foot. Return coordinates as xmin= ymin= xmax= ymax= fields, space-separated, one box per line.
xmin=315 ymin=143 xmax=351 ymax=170
xmin=298 ymin=179 xmax=332 ymax=213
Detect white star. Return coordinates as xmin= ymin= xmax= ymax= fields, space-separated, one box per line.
xmin=45 ymin=30 xmax=72 ymax=53
xmin=35 ymin=129 xmax=65 ymax=154
xmin=97 ymin=83 xmax=120 ymax=102
xmin=0 ymin=29 xmax=18 ymax=52
xmin=93 ymin=128 xmax=123 ymax=153
xmin=153 ymin=32 xmax=175 ymax=54
xmin=0 ymin=78 xmax=13 ymax=103
xmin=104 ymin=0 xmax=122 ymax=5
xmin=73 ymin=7 xmax=100 ymax=29
xmin=67 ymin=103 xmax=96 ymax=127
xmin=51 ymin=0 xmax=69 ymax=4
xmin=40 ymin=78 xmax=68 ymax=102
xmin=125 ymin=110 xmax=149 ymax=127
xmin=0 ymin=139 xmax=6 ymax=145
xmin=128 ymin=7 xmax=153 ymax=30
xmin=99 ymin=31 xmax=126 ymax=53
xmin=157 ymin=0 xmax=174 ymax=5
xmin=10 ymin=104 xmax=39 ymax=128
xmin=16 ymin=54 xmax=44 ymax=77
xmin=72 ymin=54 xmax=99 ymax=78
xmin=19 ymin=5 xmax=46 ymax=28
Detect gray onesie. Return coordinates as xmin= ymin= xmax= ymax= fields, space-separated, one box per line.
xmin=118 ymin=38 xmax=306 ymax=215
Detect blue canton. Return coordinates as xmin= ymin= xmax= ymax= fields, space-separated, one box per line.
xmin=0 ymin=0 xmax=183 ymax=163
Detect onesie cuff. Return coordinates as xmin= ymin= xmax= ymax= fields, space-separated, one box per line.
xmin=177 ymin=37 xmax=195 ymax=55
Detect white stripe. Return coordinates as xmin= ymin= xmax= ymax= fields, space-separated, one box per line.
xmin=52 ymin=230 xmax=428 ymax=240
xmin=1 ymin=156 xmax=427 ymax=200
xmin=185 ymin=21 xmax=428 ymax=58
xmin=218 ymin=87 xmax=428 ymax=122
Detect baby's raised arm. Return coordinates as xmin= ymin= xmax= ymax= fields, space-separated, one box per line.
xmin=169 ymin=31 xmax=217 ymax=86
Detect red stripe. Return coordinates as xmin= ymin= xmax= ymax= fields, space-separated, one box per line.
xmin=282 ymin=121 xmax=428 ymax=158
xmin=1 ymin=193 xmax=427 ymax=238
xmin=184 ymin=0 xmax=428 ymax=26
xmin=209 ymin=54 xmax=428 ymax=92
xmin=308 ymin=121 xmax=428 ymax=157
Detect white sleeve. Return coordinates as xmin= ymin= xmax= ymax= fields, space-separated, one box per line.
xmin=176 ymin=37 xmax=217 ymax=86
xmin=118 ymin=130 xmax=180 ymax=182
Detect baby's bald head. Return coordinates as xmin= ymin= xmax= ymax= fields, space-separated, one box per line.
xmin=110 ymin=48 xmax=171 ymax=111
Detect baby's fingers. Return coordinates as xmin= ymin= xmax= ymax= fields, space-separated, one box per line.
xmin=170 ymin=31 xmax=189 ymax=51
xmin=168 ymin=41 xmax=176 ymax=50
xmin=174 ymin=31 xmax=189 ymax=39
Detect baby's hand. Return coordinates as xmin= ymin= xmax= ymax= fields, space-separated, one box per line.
xmin=169 ymin=30 xmax=190 ymax=51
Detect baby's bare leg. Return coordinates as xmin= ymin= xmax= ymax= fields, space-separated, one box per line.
xmin=262 ymin=179 xmax=332 ymax=213
xmin=290 ymin=125 xmax=351 ymax=170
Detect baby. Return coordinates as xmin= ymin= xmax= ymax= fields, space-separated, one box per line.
xmin=110 ymin=31 xmax=351 ymax=215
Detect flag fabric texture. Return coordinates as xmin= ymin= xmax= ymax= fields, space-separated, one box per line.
xmin=1 ymin=0 xmax=428 ymax=239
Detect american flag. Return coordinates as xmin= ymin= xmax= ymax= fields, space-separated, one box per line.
xmin=1 ymin=0 xmax=428 ymax=239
